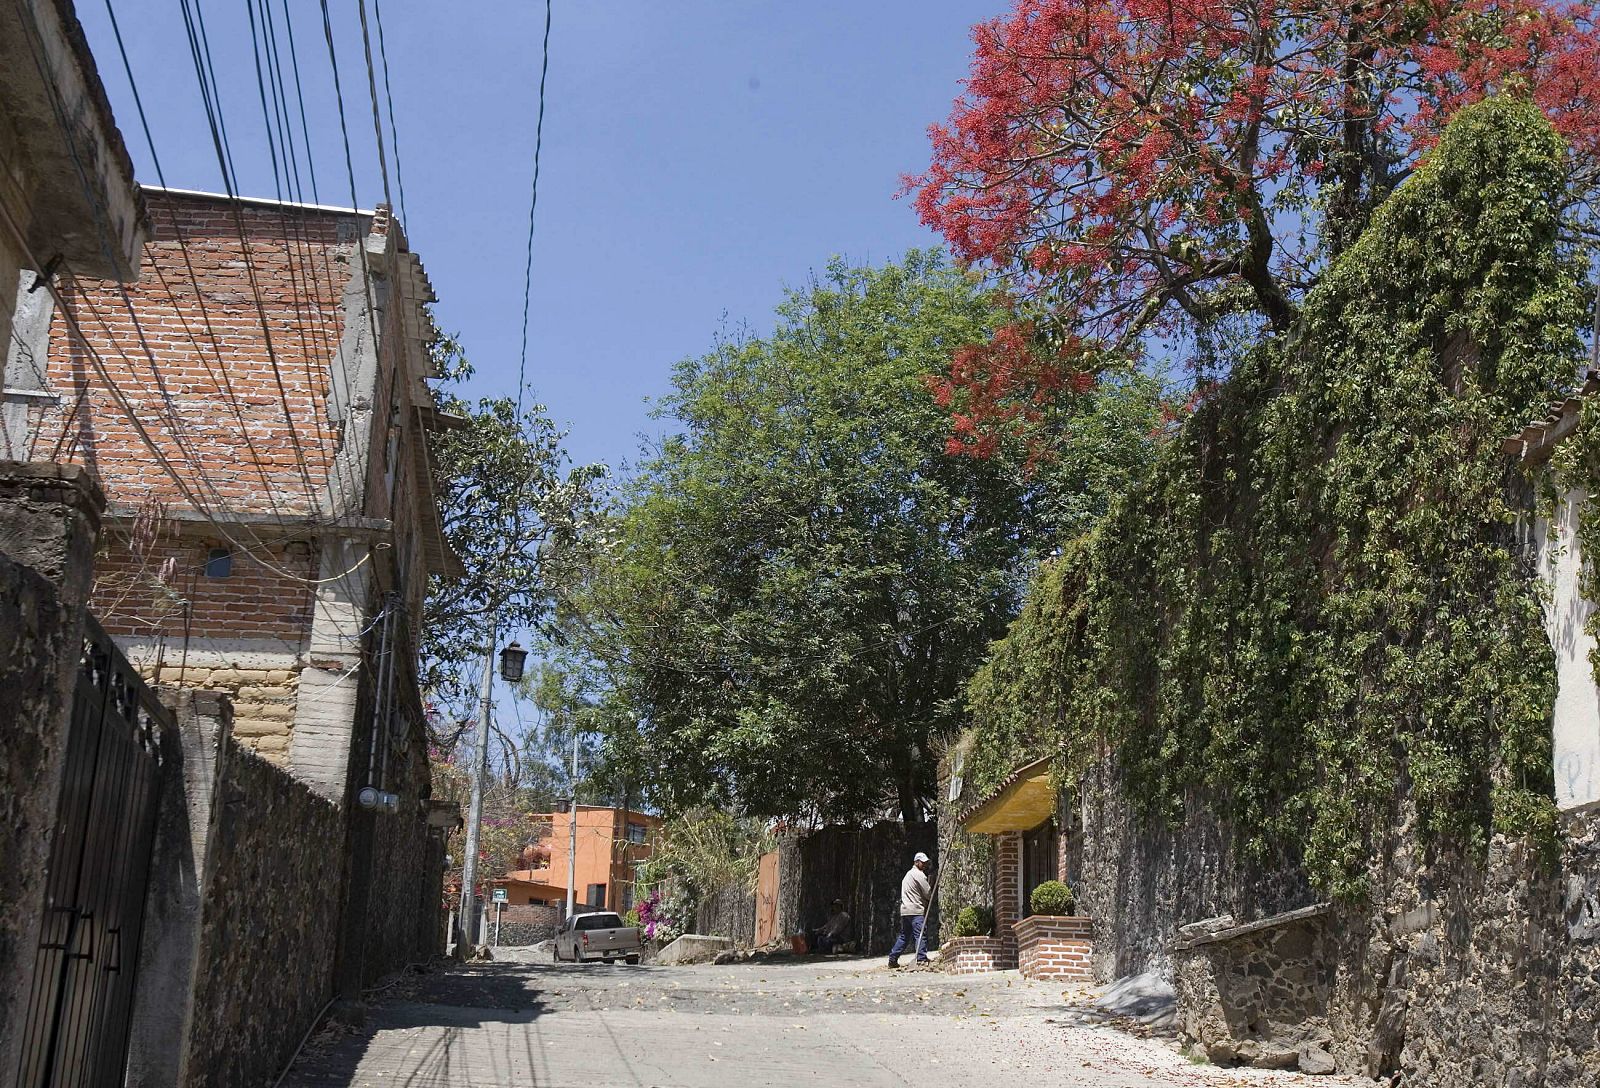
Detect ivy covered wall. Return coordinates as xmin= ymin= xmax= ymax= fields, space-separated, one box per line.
xmin=965 ymin=95 xmax=1590 ymax=901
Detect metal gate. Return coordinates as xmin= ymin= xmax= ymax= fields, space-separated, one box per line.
xmin=14 ymin=616 xmax=167 ymax=1088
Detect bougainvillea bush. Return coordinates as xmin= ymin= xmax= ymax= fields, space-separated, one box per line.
xmin=911 ymin=0 xmax=1600 ymax=443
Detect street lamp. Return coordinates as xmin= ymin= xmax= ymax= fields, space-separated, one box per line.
xmin=459 ymin=628 xmax=524 ymax=957
xmin=499 ymin=640 xmax=528 ymax=683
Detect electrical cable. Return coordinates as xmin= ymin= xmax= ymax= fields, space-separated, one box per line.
xmin=278 ymin=0 xmax=322 ymax=204
xmin=9 ymin=0 xmax=315 ymax=551
xmin=371 ymin=0 xmax=408 ymax=228
xmin=355 ymin=0 xmax=393 ymax=212
xmin=515 ymin=0 xmax=554 ymax=416
xmin=179 ymin=0 xmax=324 ymax=510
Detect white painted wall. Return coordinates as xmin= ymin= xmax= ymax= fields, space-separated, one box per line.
xmin=1535 ymin=487 xmax=1600 ymax=810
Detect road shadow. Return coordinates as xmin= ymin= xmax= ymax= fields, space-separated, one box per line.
xmin=280 ymin=963 xmax=552 ymax=1087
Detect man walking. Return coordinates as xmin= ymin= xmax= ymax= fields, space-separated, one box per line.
xmin=887 ymin=851 xmax=932 ymax=967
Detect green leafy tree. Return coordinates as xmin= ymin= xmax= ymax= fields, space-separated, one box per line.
xmin=575 ymin=252 xmax=1160 ymax=825
xmin=422 ymin=337 xmax=609 ymax=723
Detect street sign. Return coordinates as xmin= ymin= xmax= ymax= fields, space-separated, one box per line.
xmin=492 ymin=887 xmax=507 ymax=904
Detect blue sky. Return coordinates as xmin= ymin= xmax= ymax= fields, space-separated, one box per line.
xmin=80 ymin=1 xmax=997 ymax=472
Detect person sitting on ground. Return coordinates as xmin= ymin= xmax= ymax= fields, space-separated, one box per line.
xmin=810 ymin=899 xmax=851 ymax=954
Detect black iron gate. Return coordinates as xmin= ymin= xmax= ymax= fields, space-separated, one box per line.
xmin=14 ymin=616 xmax=167 ymax=1088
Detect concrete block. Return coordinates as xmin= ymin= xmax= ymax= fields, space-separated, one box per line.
xmin=654 ymin=934 xmax=733 ymax=965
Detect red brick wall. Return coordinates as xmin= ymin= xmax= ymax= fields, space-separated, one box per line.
xmin=1014 ymin=914 xmax=1093 ymax=981
xmin=995 ymin=831 xmax=1021 ymax=962
xmin=35 ymin=193 xmax=360 ymax=514
xmin=941 ymin=935 xmax=1016 ymax=974
xmin=91 ymin=531 xmax=318 ymax=642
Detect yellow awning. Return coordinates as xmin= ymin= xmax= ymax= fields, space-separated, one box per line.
xmin=960 ymin=756 xmax=1055 ymax=833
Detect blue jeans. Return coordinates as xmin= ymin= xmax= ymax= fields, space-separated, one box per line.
xmin=887 ymin=914 xmax=927 ymax=963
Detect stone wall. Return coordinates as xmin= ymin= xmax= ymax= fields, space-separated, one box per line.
xmin=1173 ymin=906 xmax=1337 ymax=1073
xmin=1074 ymin=753 xmax=1311 ymax=982
xmin=0 ymin=556 xmax=79 ymax=1078
xmin=0 ymin=462 xmax=102 ymax=1081
xmin=358 ymin=729 xmax=445 ymax=982
xmin=935 ymin=745 xmax=995 ymax=929
xmin=182 ymin=739 xmax=344 ymax=1088
xmin=1074 ymin=750 xmax=1600 ymax=1084
xmin=492 ymin=904 xmax=559 ymax=946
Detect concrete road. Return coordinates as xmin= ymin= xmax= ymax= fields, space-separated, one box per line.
xmin=280 ymin=955 xmax=1362 ymax=1087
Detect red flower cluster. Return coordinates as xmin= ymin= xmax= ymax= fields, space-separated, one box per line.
xmin=932 ymin=321 xmax=1095 ymax=458
xmin=910 ymin=0 xmax=1600 ymax=446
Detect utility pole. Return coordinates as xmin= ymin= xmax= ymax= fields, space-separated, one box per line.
xmin=457 ymin=617 xmax=497 ymax=956
xmin=565 ymin=729 xmax=579 ymax=919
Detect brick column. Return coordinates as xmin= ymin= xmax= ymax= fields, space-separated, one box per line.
xmin=994 ymin=831 xmax=1022 ymax=968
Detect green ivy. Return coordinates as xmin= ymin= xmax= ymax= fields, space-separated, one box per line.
xmin=966 ymin=97 xmax=1588 ymax=898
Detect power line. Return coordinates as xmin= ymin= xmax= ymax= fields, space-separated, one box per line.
xmin=370 ymin=0 xmax=408 ymax=228
xmin=355 ymin=0 xmax=393 ymax=213
xmin=515 ymin=0 xmax=554 ymax=416
xmin=12 ymin=0 xmax=314 ymax=548
xmin=178 ymin=0 xmax=324 ymax=510
xmin=278 ymin=0 xmax=323 ymax=203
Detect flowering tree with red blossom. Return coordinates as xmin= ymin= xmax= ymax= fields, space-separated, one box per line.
xmin=910 ymin=0 xmax=1600 ymax=438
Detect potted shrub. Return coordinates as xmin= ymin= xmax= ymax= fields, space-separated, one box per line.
xmin=1029 ymin=880 xmax=1075 ymax=916
xmin=950 ymin=905 xmax=995 ymax=938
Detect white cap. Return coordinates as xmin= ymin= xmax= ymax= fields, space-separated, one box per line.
xmin=913 ymin=852 xmax=930 ymax=863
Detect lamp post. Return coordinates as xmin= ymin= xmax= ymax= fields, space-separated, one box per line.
xmin=456 ymin=625 xmax=526 ymax=956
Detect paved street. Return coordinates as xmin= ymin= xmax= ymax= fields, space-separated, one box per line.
xmin=281 ymin=955 xmax=1362 ymax=1087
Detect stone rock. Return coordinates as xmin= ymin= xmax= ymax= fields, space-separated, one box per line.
xmin=1299 ymin=1046 xmax=1337 ymax=1075
xmin=655 ymin=934 xmax=733 ymax=966
xmin=1178 ymin=915 xmax=1238 ymax=942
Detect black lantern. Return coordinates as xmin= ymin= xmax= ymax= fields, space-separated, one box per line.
xmin=498 ymin=640 xmax=528 ymax=683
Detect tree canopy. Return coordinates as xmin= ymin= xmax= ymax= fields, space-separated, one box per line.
xmin=571 ymin=252 xmax=1160 ymax=825
xmin=420 ymin=337 xmax=608 ymax=726
xmin=909 ymin=0 xmax=1600 ymax=435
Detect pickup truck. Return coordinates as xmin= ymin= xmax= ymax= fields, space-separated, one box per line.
xmin=554 ymin=912 xmax=642 ymax=964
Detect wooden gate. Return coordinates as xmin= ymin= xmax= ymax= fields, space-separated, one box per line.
xmin=14 ymin=617 xmax=167 ymax=1088
xmin=753 ymin=849 xmax=779 ymax=947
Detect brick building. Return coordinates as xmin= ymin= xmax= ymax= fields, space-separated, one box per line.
xmin=17 ymin=185 xmax=460 ymax=996
xmin=21 ymin=187 xmax=459 ymax=788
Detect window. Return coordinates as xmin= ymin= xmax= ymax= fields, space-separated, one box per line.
xmin=585 ymin=883 xmax=606 ymax=908
xmin=620 ymin=884 xmax=635 ymax=911
xmin=204 ymin=548 xmax=232 ymax=578
xmin=625 ymin=821 xmax=647 ymax=844
xmin=575 ymin=913 xmax=624 ymax=931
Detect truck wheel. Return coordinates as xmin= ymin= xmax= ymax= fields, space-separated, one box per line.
xmin=625 ymin=954 xmax=641 ymax=965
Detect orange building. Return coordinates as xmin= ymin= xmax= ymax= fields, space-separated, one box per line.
xmin=495 ymin=806 xmax=660 ymax=914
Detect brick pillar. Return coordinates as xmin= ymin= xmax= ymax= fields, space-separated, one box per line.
xmin=0 ymin=461 xmax=103 ymax=1080
xmin=994 ymin=831 xmax=1022 ymax=968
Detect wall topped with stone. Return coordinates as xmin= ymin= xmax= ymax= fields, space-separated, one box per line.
xmin=182 ymin=738 xmax=344 ymax=1087
xmin=493 ymin=904 xmax=559 ymax=947
xmin=1173 ymin=904 xmax=1337 ymax=1073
